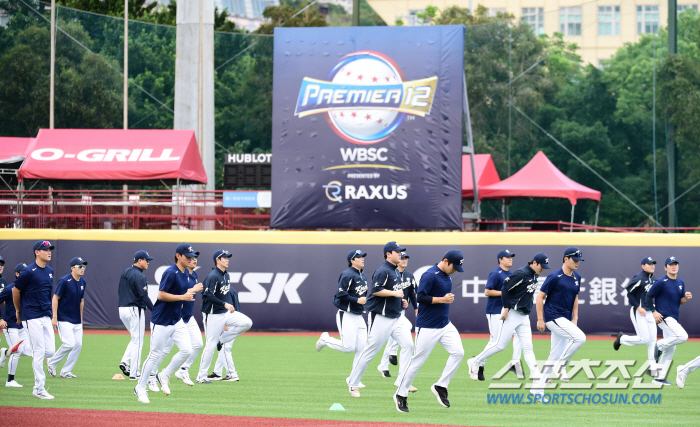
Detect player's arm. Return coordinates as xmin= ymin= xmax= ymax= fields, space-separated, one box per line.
xmin=11 ymin=287 xmax=21 ymax=323
xmin=625 ymin=279 xmax=641 ymax=311
xmin=133 ymin=274 xmax=153 ymax=311
xmin=416 ymin=274 xmax=453 ymax=304
xmin=80 ymin=298 xmax=84 ymax=323
xmin=680 ymin=284 xmax=692 ymax=304
xmin=336 ymin=273 xmax=361 ymax=304
xmin=484 ymin=272 xmax=501 ymax=297
xmin=645 ymin=281 xmax=663 ymax=323
xmin=571 ymin=296 xmax=579 ymax=325
xmin=51 ymin=294 xmax=60 ymax=329
xmin=535 ymin=290 xmax=546 ymax=331
xmin=202 ymin=276 xmax=231 ymax=311
xmin=371 ymin=272 xmax=403 ymax=298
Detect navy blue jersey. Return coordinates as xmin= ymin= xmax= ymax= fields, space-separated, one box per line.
xmin=365 ymin=260 xmax=403 ymax=318
xmin=646 ymin=275 xmax=685 ymax=322
xmin=399 ymin=269 xmax=418 ymax=310
xmin=626 ymin=271 xmax=655 ymax=311
xmin=54 ymin=273 xmax=86 ymax=324
xmin=202 ymin=267 xmax=240 ymax=315
xmin=540 ymin=268 xmax=581 ymax=322
xmin=13 ymin=262 xmax=54 ymax=321
xmin=415 ymin=265 xmax=453 ymax=329
xmin=0 ymin=276 xmax=6 ymax=317
xmin=181 ymin=270 xmax=198 ymax=322
xmin=333 ymin=267 xmax=368 ymax=315
xmin=485 ymin=267 xmax=512 ymax=314
xmin=500 ymin=265 xmax=540 ymax=315
xmin=0 ymin=283 xmax=21 ymax=329
xmin=151 ymin=265 xmax=189 ymax=326
xmin=117 ymin=266 xmax=153 ymax=311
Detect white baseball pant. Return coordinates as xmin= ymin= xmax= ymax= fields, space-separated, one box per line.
xmin=378 ymin=310 xmax=412 ymax=372
xmin=119 ymin=306 xmax=146 ymax=377
xmin=532 ymin=317 xmax=586 ymax=392
xmin=48 ymin=321 xmax=83 ymax=376
xmin=3 ymin=328 xmax=32 ymax=375
xmin=482 ymin=313 xmax=523 ymax=367
xmin=138 ymin=320 xmax=192 ymax=389
xmin=474 ymin=311 xmax=538 ymax=376
xmin=620 ymin=307 xmax=657 ymax=363
xmin=396 ymin=322 xmax=464 ymax=397
xmin=678 ymin=355 xmax=700 ymax=377
xmin=198 ymin=311 xmax=252 ymax=379
xmin=656 ymin=317 xmax=688 ymax=379
xmin=22 ymin=316 xmax=56 ymax=394
xmin=347 ymin=313 xmax=413 ymax=388
xmin=320 ymin=310 xmax=367 ymax=370
xmin=159 ymin=317 xmax=203 ymax=375
xmin=213 ymin=339 xmax=237 ymax=377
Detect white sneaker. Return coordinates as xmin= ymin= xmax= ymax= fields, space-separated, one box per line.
xmin=349 ymin=386 xmax=360 ymax=398
xmin=0 ymin=348 xmax=7 ymax=368
xmin=677 ymin=365 xmax=687 ymax=389
xmin=5 ymin=380 xmax=22 ymax=388
xmin=60 ymin=372 xmax=77 ymax=379
xmin=47 ymin=365 xmax=57 ymax=377
xmin=33 ymin=389 xmax=54 ymax=400
xmin=174 ymin=369 xmax=194 ymax=386
xmin=346 ymin=376 xmax=366 ymax=389
xmin=134 ymin=386 xmax=150 ymax=404
xmin=148 ymin=376 xmax=160 ymax=392
xmin=316 ymin=332 xmax=329 ymax=352
xmin=156 ymin=372 xmax=171 ymax=395
xmin=392 ymin=382 xmax=417 ymax=392
xmin=467 ymin=357 xmax=479 ymax=381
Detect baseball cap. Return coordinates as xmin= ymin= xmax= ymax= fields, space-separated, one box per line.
xmin=400 ymin=251 xmax=410 ymax=259
xmin=383 ymin=241 xmax=406 ymax=254
xmin=0 ymin=255 xmax=4 ymax=266
xmin=70 ymin=257 xmax=88 ymax=267
xmin=347 ymin=249 xmax=367 ymax=264
xmin=532 ymin=253 xmax=550 ymax=269
xmin=134 ymin=250 xmax=154 ymax=263
xmin=176 ymin=243 xmax=198 ymax=257
xmin=33 ymin=240 xmax=55 ymax=251
xmin=14 ymin=263 xmax=27 ymax=274
xmin=563 ymin=247 xmax=584 ymax=261
xmin=665 ymin=256 xmax=679 ymax=265
xmin=641 ymin=256 xmax=656 ymax=265
xmin=497 ymin=249 xmax=515 ymax=260
xmin=213 ymin=249 xmax=233 ymax=262
xmin=444 ymin=249 xmax=464 ymax=272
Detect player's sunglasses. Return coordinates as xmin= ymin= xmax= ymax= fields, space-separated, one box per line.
xmin=73 ymin=265 xmax=86 ymax=270
xmin=565 ymin=251 xmax=583 ymax=258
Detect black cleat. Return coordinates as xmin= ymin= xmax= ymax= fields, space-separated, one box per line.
xmin=654 ymin=343 xmax=661 ymax=363
xmin=478 ymin=366 xmax=485 ymax=381
xmin=431 ymin=384 xmax=450 ymax=408
xmin=389 ymin=355 xmax=398 ymax=366
xmin=208 ymin=373 xmax=222 ymax=381
xmin=508 ymin=364 xmax=517 ymax=374
xmin=380 ymin=370 xmax=391 ymax=378
xmin=613 ymin=331 xmax=623 ymax=351
xmin=120 ymin=362 xmax=130 ymax=377
xmin=393 ymin=394 xmax=409 ymax=413
xmin=217 ymin=341 xmax=223 ymax=352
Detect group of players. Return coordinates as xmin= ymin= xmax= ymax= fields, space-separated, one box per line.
xmin=316 ymin=243 xmax=700 ymax=413
xmin=0 ymin=241 xmax=252 ymax=403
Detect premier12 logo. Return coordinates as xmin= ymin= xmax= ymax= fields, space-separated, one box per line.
xmin=294 ymin=51 xmax=437 ymax=145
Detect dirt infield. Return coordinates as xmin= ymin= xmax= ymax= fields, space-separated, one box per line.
xmin=0 ymin=407 xmax=466 ymax=427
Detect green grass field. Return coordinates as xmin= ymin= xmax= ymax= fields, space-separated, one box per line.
xmin=1 ymin=333 xmax=699 ymax=426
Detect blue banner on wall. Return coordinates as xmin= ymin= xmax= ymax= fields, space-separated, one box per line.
xmin=270 ymin=26 xmax=465 ymax=229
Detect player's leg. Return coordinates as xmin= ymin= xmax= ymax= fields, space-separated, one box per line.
xmin=23 ymin=318 xmax=48 ymax=395
xmin=352 ymin=316 xmax=367 ymax=370
xmin=180 ymin=317 xmax=203 ymax=371
xmin=513 ymin=316 xmax=538 ymax=379
xmin=132 ymin=308 xmax=146 ymax=378
xmin=347 ymin=313 xmax=392 ymax=389
xmin=677 ymin=354 xmax=700 ymax=384
xmin=137 ymin=323 xmax=173 ymax=390
xmin=533 ymin=322 xmax=567 ymax=391
xmin=395 ymin=326 xmax=440 ymax=397
xmin=377 ymin=336 xmax=395 ymax=373
xmin=198 ymin=313 xmax=226 ymax=380
xmin=321 ymin=310 xmax=359 ymax=353
xmin=391 ymin=316 xmax=415 ymax=387
xmin=60 ymin=323 xmax=82 ymax=376
xmin=479 ymin=314 xmax=500 ymax=368
xmin=472 ymin=313 xmax=514 ymax=367
xmin=162 ymin=320 xmax=193 ymax=378
xmin=119 ymin=307 xmax=137 ymax=373
xmin=219 ymin=340 xmax=238 ymax=380
xmin=511 ymin=332 xmax=523 ymax=366
xmin=213 ymin=345 xmax=225 ymax=377
xmin=548 ymin=318 xmax=585 ymax=369
xmin=219 ymin=311 xmax=253 ymax=344
xmin=47 ymin=321 xmax=75 ymax=373
xmin=657 ymin=318 xmax=688 ymax=379
xmin=6 ymin=328 xmax=31 ymax=386
xmin=621 ymin=307 xmax=647 ymax=346
xmin=644 ymin=313 xmax=658 ymax=371
xmin=434 ymin=322 xmax=465 ymax=389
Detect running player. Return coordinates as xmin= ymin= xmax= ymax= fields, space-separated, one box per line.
xmin=347 ymin=242 xmax=414 ymax=398
xmin=467 ymin=253 xmax=548 ymax=386
xmin=377 ymin=251 xmax=417 ymax=379
xmin=316 ymin=250 xmax=369 ymax=389
xmin=0 ymin=263 xmax=31 ymax=388
xmin=676 ymin=355 xmax=700 ymax=389
xmin=614 ymin=257 xmax=657 ymax=376
xmin=531 ymin=247 xmax=585 ymax=399
xmin=646 ymin=256 xmax=692 ymax=385
xmin=134 ymin=243 xmax=202 ymax=403
xmin=393 ymin=250 xmax=465 ymax=413
xmin=197 ymin=249 xmax=252 ymax=384
xmin=47 ymin=257 xmax=88 ymax=379
xmin=480 ymin=249 xmax=522 ymax=380
xmin=118 ymin=250 xmax=154 ymax=380
xmin=12 ymin=240 xmax=57 ymax=399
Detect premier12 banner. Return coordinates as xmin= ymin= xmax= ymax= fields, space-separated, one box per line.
xmin=270 ymin=26 xmax=465 ymax=229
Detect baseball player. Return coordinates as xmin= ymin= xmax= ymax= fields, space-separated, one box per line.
xmin=467 ymin=253 xmax=548 ymax=385
xmin=531 ymin=247 xmax=586 ymax=399
xmin=480 ymin=249 xmax=522 ymax=380
xmin=12 ymin=240 xmax=57 ymax=399
xmin=0 ymin=263 xmax=31 ymax=388
xmin=613 ymin=257 xmax=657 ymax=376
xmin=393 ymin=250 xmax=465 ymax=413
xmin=197 ymin=249 xmax=252 ymax=384
xmin=134 ymin=243 xmax=202 ymax=404
xmin=47 ymin=257 xmax=87 ymax=379
xmin=676 ymin=354 xmax=700 ymax=389
xmin=347 ymin=242 xmax=414 ymax=398
xmin=118 ymin=250 xmax=154 ymax=380
xmin=316 ymin=249 xmax=369 ymax=388
xmin=377 ymin=251 xmax=417 ymax=380
xmin=645 ymin=256 xmax=692 ymax=385
xmin=0 ymin=255 xmax=6 ymax=291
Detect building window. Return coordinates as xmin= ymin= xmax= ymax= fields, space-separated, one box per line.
xmin=488 ymin=8 xmax=506 ymax=17
xmin=231 ymin=0 xmax=246 ymax=16
xmin=637 ymin=5 xmax=659 ymax=34
xmin=678 ymin=5 xmax=699 ymax=13
xmin=598 ymin=6 xmax=620 ymax=36
xmin=252 ymin=0 xmax=276 ymax=19
xmin=560 ymin=7 xmax=582 ymax=36
xmin=522 ymin=8 xmax=544 ymax=35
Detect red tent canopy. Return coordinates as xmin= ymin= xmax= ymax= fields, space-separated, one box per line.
xmin=462 ymin=154 xmax=501 ymax=198
xmin=479 ymin=151 xmax=600 ymax=205
xmin=18 ymin=129 xmax=207 ymax=184
xmin=0 ymin=137 xmax=33 ymax=164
